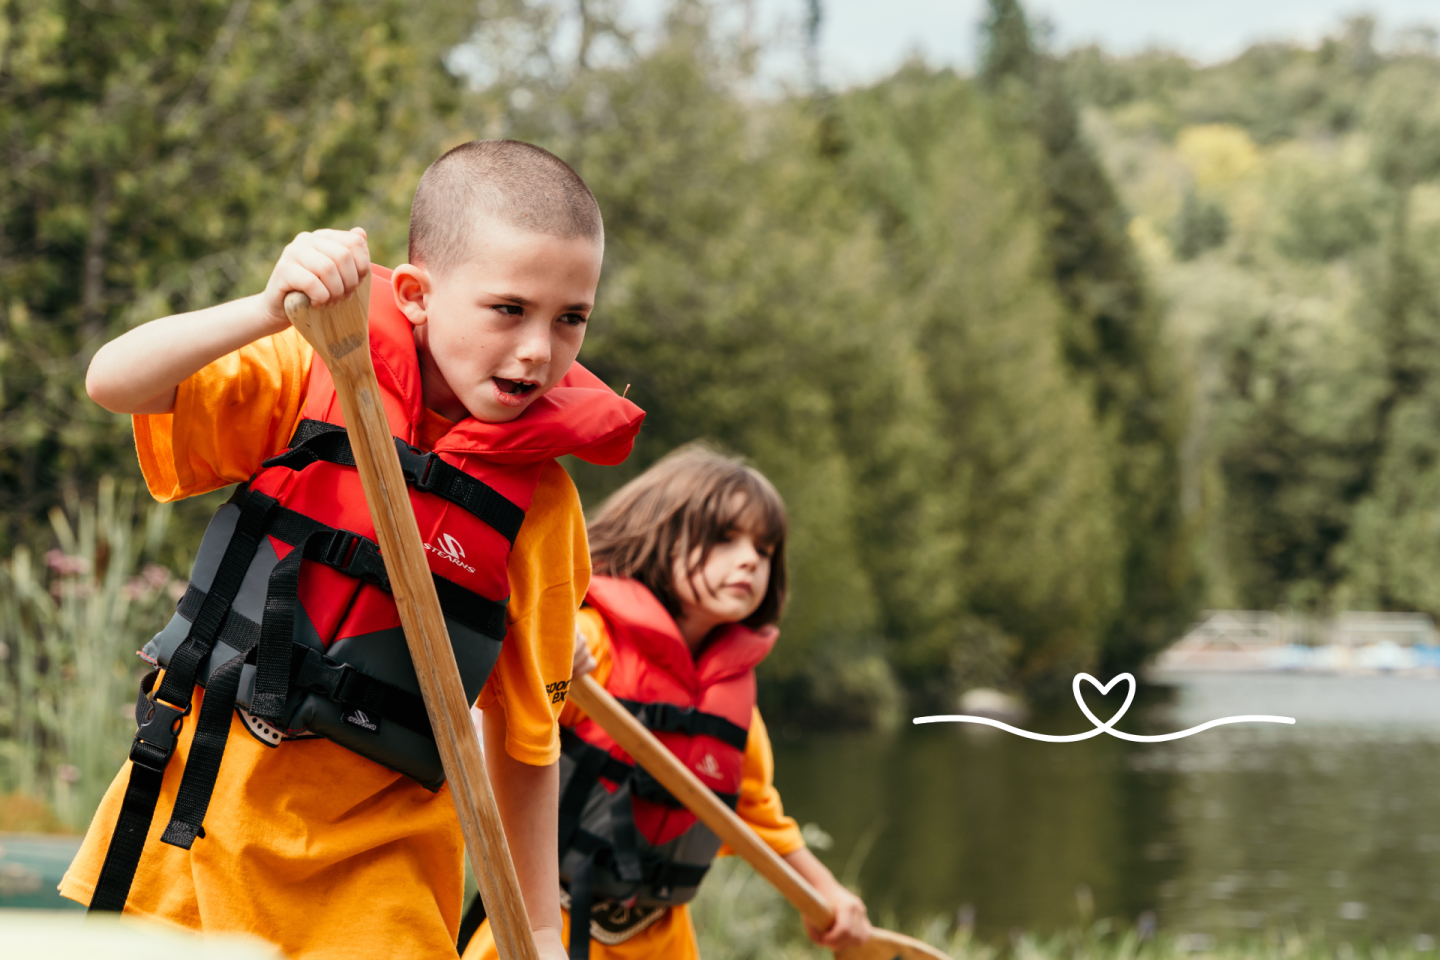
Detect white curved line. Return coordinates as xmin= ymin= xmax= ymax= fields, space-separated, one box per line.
xmin=911 ymin=713 xmax=1296 ymax=741
xmin=911 ymin=716 xmax=1107 ymax=742
xmin=914 ymin=671 xmax=1296 ymax=741
xmin=1102 ymin=715 xmax=1295 ymax=742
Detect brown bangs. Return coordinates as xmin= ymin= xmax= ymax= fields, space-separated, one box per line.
xmin=587 ymin=442 xmax=788 ymax=629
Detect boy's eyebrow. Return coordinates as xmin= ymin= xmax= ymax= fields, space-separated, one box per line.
xmin=488 ymin=292 xmax=593 ymax=312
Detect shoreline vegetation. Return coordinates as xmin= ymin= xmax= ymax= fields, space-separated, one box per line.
xmin=691 ymin=859 xmax=1436 ymax=960
xmin=3 ymin=0 xmax=1440 ymax=947
xmin=4 ymin=0 xmax=1439 ymax=732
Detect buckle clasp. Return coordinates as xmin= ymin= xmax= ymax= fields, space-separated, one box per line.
xmin=393 ymin=439 xmax=438 ymax=491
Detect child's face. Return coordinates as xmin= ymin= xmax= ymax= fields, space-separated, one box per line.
xmin=672 ymin=521 xmax=772 ymax=645
xmin=392 ymin=218 xmax=602 ymax=423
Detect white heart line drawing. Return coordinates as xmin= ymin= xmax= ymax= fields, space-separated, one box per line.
xmin=912 ymin=672 xmax=1295 ymax=742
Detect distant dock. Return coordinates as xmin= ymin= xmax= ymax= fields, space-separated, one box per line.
xmin=1154 ymin=611 xmax=1440 ymax=675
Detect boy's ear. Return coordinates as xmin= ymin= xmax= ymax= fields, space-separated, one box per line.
xmin=391 ymin=264 xmax=430 ymax=327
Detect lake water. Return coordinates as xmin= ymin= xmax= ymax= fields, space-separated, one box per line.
xmin=771 ymin=673 xmax=1440 ymax=943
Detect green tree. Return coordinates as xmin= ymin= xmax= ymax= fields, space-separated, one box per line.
xmin=0 ymin=0 xmax=475 ymax=552
xmin=979 ymin=0 xmax=1193 ymax=675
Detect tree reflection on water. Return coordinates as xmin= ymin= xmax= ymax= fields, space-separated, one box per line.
xmin=772 ymin=674 xmax=1440 ymax=942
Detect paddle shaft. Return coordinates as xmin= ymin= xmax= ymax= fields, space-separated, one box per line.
xmin=284 ymin=281 xmax=541 ymax=960
xmin=567 ymin=674 xmax=834 ymax=926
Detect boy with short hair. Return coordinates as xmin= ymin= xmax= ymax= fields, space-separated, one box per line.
xmin=63 ymin=140 xmax=643 ymax=960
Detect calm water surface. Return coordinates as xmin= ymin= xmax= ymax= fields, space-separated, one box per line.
xmin=771 ymin=674 xmax=1440 ymax=941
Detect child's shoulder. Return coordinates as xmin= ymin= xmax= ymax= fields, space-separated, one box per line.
xmin=507 ymin=459 xmax=587 ymax=582
xmin=528 ymin=459 xmax=582 ymax=529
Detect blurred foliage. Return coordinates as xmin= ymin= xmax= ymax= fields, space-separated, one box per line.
xmin=0 ymin=478 xmax=177 ymax=828
xmin=3 ymin=0 xmax=1201 ymax=725
xmin=0 ymin=0 xmax=474 ymax=554
xmin=691 ymin=855 xmax=1440 ymax=960
xmin=1064 ymin=15 xmax=1440 ymax=617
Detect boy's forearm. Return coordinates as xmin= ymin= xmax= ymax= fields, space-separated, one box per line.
xmin=784 ymin=846 xmax=845 ymax=899
xmin=86 ymin=293 xmax=284 ymax=414
xmin=481 ymin=707 xmax=563 ymax=940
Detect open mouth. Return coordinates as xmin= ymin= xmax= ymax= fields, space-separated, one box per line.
xmin=493 ymin=377 xmax=538 ymax=397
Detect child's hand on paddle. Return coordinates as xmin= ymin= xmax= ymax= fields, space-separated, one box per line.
xmin=572 ymin=628 xmax=598 ymax=680
xmin=804 ymin=884 xmax=872 ymax=950
xmin=261 ymin=227 xmax=371 ymax=331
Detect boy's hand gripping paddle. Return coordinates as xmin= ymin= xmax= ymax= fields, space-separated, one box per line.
xmin=285 ymin=280 xmax=542 ymax=960
xmin=568 ymin=673 xmax=954 ymax=960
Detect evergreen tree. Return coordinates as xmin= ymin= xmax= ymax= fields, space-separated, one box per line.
xmin=979 ymin=0 xmax=1194 ymax=674
xmin=0 ymin=0 xmax=475 ymax=552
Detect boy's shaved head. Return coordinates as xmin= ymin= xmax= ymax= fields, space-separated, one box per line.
xmin=408 ymin=139 xmax=602 ymax=276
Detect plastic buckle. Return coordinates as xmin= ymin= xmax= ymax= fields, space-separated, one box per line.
xmin=329 ymin=662 xmax=359 ymax=702
xmin=131 ymin=690 xmax=186 ymax=771
xmin=322 ymin=528 xmax=361 ymax=568
xmin=649 ymin=702 xmax=693 ymax=733
xmin=393 ymin=439 xmax=438 ymax=491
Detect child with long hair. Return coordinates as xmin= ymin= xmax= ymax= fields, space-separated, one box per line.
xmin=463 ymin=442 xmax=870 ymax=959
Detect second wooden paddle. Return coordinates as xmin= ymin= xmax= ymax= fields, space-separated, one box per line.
xmin=284 ymin=280 xmax=540 ymax=960
xmin=567 ymin=673 xmax=953 ymax=960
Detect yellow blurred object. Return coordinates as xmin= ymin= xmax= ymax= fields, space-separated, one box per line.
xmin=1176 ymin=124 xmax=1260 ymax=188
xmin=0 ymin=910 xmax=281 ymax=958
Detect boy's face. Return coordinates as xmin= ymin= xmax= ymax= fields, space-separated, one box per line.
xmin=393 ymin=218 xmax=602 ymax=423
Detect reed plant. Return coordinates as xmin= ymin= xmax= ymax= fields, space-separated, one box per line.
xmin=0 ymin=477 xmax=178 ymax=829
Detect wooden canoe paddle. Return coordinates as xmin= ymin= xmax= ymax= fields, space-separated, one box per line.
xmin=285 ymin=279 xmax=541 ymax=960
xmin=567 ymin=673 xmax=953 ymax=960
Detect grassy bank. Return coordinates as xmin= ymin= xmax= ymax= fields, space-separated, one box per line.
xmin=691 ymin=858 xmax=1432 ymax=960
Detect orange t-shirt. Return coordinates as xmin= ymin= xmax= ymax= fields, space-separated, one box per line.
xmin=463 ymin=606 xmax=804 ymax=960
xmin=62 ymin=328 xmax=588 ymax=957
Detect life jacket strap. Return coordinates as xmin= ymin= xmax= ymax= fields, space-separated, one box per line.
xmin=262 ymin=503 xmax=510 ymax=640
xmin=565 ymin=826 xmax=710 ymax=960
xmin=559 ymin=727 xmax=741 ymax=815
xmin=262 ymin=419 xmax=527 ymax=545
xmin=161 ymin=649 xmax=249 ymax=849
xmin=90 ymin=487 xmax=277 ymax=913
xmin=613 ymin=698 xmax=750 ymax=752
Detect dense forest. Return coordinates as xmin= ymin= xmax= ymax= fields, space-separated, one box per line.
xmin=1062 ymin=17 xmax=1440 ymax=619
xmin=3 ymin=0 xmax=1438 ymax=753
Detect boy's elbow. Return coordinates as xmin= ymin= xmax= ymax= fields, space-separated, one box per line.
xmin=85 ymin=358 xmax=114 ymax=409
xmin=85 ymin=354 xmax=126 ymax=412
xmin=86 ymin=350 xmax=163 ymax=414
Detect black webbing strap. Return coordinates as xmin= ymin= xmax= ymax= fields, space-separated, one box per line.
xmin=642 ymin=858 xmax=708 ymax=896
xmin=87 ymin=671 xmax=174 ymax=912
xmin=432 ymin=574 xmax=508 ymax=642
xmin=290 ymin=644 xmax=433 ymax=737
xmin=252 ymin=527 xmax=340 ymax=719
xmin=154 ymin=490 xmax=276 ymax=707
xmin=91 ymin=487 xmax=275 ymax=913
xmin=567 ymin=851 xmax=597 ymax=960
xmin=251 ymin=513 xmax=506 ymax=719
xmin=563 ymin=828 xmax=709 ymax=960
xmin=559 ymin=727 xmax=738 ymax=815
xmin=264 ymin=505 xmax=509 ymax=642
xmin=558 ymin=728 xmax=630 ymax=852
xmin=631 ymin=765 xmax=739 ymax=812
xmin=613 ymin=699 xmax=750 ymax=752
xmin=160 ymin=649 xmax=250 ymax=848
xmin=262 ymin=419 xmax=527 ymax=545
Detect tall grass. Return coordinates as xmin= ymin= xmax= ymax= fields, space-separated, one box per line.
xmin=691 ymin=857 xmax=1437 ymax=960
xmin=0 ymin=478 xmax=178 ymax=829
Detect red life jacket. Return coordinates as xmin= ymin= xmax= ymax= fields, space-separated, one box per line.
xmin=91 ymin=267 xmax=642 ymax=916
xmin=556 ymin=575 xmax=776 ymax=955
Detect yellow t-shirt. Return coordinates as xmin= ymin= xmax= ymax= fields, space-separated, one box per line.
xmin=62 ymin=328 xmax=587 ymax=957
xmin=463 ymin=606 xmax=804 ymax=960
